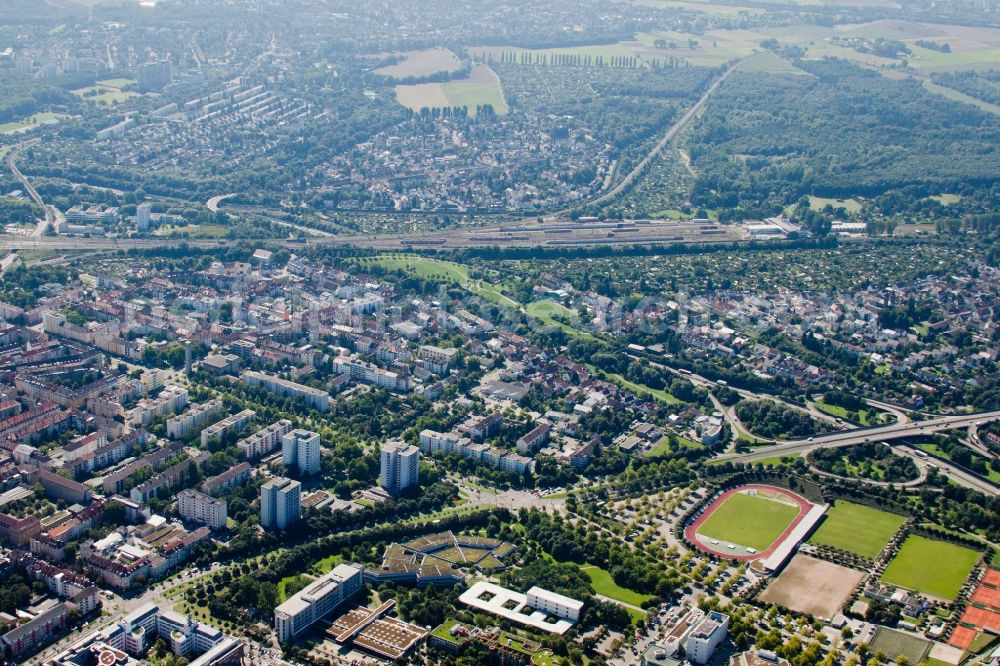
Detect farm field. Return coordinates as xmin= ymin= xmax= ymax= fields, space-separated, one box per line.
xmin=376 ymin=48 xmax=463 ymax=79
xmin=759 ymin=554 xmax=866 ymax=620
xmin=808 ymin=501 xmax=905 ymax=559
xmin=581 ymin=564 xmax=654 ymax=607
xmin=697 ymin=491 xmax=799 ymax=551
xmin=869 ymin=627 xmax=932 ymax=665
xmin=395 ymin=65 xmax=508 ymax=116
xmin=808 ymin=196 xmax=863 ymax=213
xmin=736 ymin=52 xmax=809 ymax=75
xmin=881 ymin=535 xmax=981 ymax=600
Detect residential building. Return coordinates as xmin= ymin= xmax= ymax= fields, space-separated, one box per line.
xmin=177 ymin=489 xmax=227 ymax=530
xmin=138 ymin=60 xmax=172 ymax=92
xmin=379 ymin=441 xmax=419 ymax=495
xmin=260 ymin=477 xmax=301 ymax=530
xmin=136 ymin=202 xmax=152 ymax=231
xmin=201 ymin=462 xmax=251 ymax=495
xmin=237 ymin=419 xmax=293 ymax=459
xmin=241 ymin=371 xmax=330 ymax=412
xmin=201 ymin=409 xmax=255 ymax=447
xmin=130 ymin=385 xmax=189 ymax=426
xmin=166 ymin=400 xmax=223 ymax=440
xmin=281 ymin=429 xmax=321 ymax=476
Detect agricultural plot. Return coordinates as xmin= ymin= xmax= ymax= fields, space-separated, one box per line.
xmin=696 ymin=490 xmax=799 ymax=551
xmin=808 ymin=501 xmax=905 ymax=559
xmin=759 ymin=554 xmax=865 ymax=620
xmin=394 ymin=65 xmax=508 ymax=115
xmin=376 ymin=48 xmax=463 ymax=79
xmin=881 ymin=535 xmax=981 ymax=600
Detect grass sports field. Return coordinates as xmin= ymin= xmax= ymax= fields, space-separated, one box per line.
xmin=881 ymin=535 xmax=981 ymax=600
xmin=697 ymin=491 xmax=799 ymax=551
xmin=809 ymin=501 xmax=905 ymax=559
xmin=869 ymin=627 xmax=932 ymax=664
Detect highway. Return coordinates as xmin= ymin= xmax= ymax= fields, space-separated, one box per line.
xmin=716 ymin=410 xmax=1000 ymax=494
xmin=5 ymin=140 xmax=62 ymax=237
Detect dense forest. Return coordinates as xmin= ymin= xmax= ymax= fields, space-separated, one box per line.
xmin=931 ymin=69 xmax=1000 ymax=106
xmin=687 ymin=59 xmax=1000 ymax=218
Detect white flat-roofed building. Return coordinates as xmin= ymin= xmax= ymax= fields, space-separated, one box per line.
xmin=177 ymin=489 xmax=227 ymax=530
xmin=379 ymin=441 xmax=419 ymax=495
xmin=281 ymin=429 xmax=321 ymax=476
xmin=459 ymin=581 xmax=578 ymax=635
xmin=685 ymin=611 xmax=729 ymax=664
xmin=166 ymin=400 xmax=223 ymax=440
xmin=130 ymin=385 xmax=189 ymax=426
xmin=241 ymin=371 xmax=330 ymax=412
xmin=526 ymin=586 xmax=584 ymax=622
xmin=260 ymin=477 xmax=300 ymax=530
xmin=274 ymin=564 xmax=363 ymax=643
xmin=237 ymin=419 xmax=293 ymax=459
xmin=201 ymin=409 xmax=255 ymax=447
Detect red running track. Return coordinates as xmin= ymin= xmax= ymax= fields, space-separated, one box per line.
xmin=684 ymin=484 xmax=813 ymax=561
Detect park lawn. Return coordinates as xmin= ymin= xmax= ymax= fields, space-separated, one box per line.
xmin=581 ymin=564 xmax=654 ymax=607
xmin=367 ymin=254 xmax=470 ymax=283
xmin=367 ymin=254 xmax=518 ymax=308
xmin=646 ymin=436 xmax=702 ymax=457
xmin=0 ymin=122 xmax=31 ymax=134
xmin=593 ymin=369 xmax=680 ymax=404
xmin=881 ymin=535 xmax=981 ymax=600
xmin=526 ymin=299 xmax=582 ymax=332
xmin=808 ymin=501 xmax=905 ymax=559
xmin=277 ymin=573 xmax=314 ymax=602
xmin=750 ymin=453 xmax=801 ymax=466
xmin=312 ymin=553 xmax=343 ymax=574
xmin=697 ymin=492 xmax=799 ymax=551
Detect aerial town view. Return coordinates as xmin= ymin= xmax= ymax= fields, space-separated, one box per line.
xmin=0 ymin=0 xmax=998 ymax=665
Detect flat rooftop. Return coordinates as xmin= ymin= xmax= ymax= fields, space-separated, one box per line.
xmin=458 ymin=581 xmax=575 ymax=635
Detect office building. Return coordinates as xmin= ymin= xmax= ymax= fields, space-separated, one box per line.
xmin=177 ymin=489 xmax=227 ymax=530
xmin=685 ymin=611 xmax=729 ymax=664
xmin=260 ymin=477 xmax=301 ymax=530
xmin=379 ymin=441 xmax=419 ymax=495
xmin=273 ymin=564 xmax=363 ymax=643
xmin=526 ymin=587 xmax=584 ymax=622
xmin=281 ymin=429 xmax=321 ymax=476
